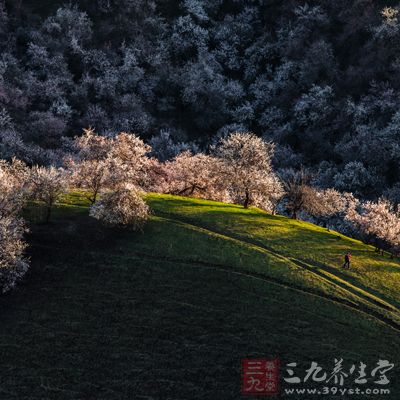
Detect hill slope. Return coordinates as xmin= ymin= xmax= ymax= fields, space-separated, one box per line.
xmin=0 ymin=193 xmax=399 ymax=399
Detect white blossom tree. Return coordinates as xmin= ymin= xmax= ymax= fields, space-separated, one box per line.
xmin=29 ymin=166 xmax=67 ymax=223
xmin=68 ymin=129 xmax=151 ymax=203
xmin=305 ymin=189 xmax=356 ymax=230
xmin=67 ymin=128 xmax=113 ymax=204
xmin=215 ymin=132 xmax=282 ymax=209
xmin=90 ymin=188 xmax=149 ymax=230
xmin=163 ymin=151 xmax=229 ymax=202
xmin=244 ymin=173 xmax=284 ymax=214
xmin=109 ymin=132 xmax=151 ymax=188
xmin=0 ymin=158 xmax=29 ymax=217
xmin=0 ymin=158 xmax=29 ymax=293
xmin=346 ymin=198 xmax=400 ymax=255
xmin=0 ymin=215 xmax=29 ymax=293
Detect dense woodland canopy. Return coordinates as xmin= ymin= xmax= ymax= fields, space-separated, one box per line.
xmin=1 ymin=0 xmax=400 ymax=201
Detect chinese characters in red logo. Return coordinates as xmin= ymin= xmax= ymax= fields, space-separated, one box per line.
xmin=242 ymin=358 xmax=280 ymax=396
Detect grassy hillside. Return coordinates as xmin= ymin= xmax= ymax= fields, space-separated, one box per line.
xmin=148 ymin=195 xmax=400 ymax=317
xmin=0 ymin=193 xmax=399 ymax=399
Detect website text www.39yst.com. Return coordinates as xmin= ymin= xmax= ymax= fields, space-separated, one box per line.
xmin=284 ymin=387 xmax=390 ymax=396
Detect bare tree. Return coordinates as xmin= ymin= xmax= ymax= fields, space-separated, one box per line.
xmin=280 ymin=168 xmax=316 ymax=219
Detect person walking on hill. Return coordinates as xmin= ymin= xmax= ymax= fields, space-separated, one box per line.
xmin=342 ymin=252 xmax=351 ymax=269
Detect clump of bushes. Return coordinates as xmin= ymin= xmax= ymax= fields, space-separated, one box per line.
xmin=89 ymin=189 xmax=150 ymax=230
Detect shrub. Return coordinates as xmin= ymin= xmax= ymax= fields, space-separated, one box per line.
xmin=89 ymin=189 xmax=149 ymax=230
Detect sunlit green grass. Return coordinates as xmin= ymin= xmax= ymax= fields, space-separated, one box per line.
xmin=148 ymin=194 xmax=400 ymax=310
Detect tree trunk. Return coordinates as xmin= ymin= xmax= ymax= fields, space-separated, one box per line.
xmin=291 ymin=210 xmax=298 ymax=219
xmin=45 ymin=205 xmax=52 ymax=224
xmin=91 ymin=190 xmax=98 ymax=204
xmin=243 ymin=189 xmax=250 ymax=209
